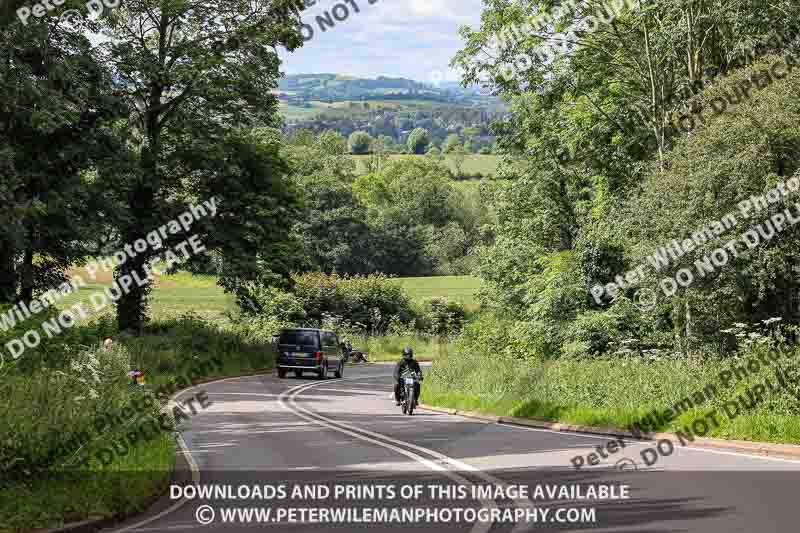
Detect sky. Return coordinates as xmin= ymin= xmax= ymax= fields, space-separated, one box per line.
xmin=278 ymin=0 xmax=484 ymax=83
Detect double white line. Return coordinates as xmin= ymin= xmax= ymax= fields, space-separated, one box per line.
xmin=279 ymin=377 xmax=537 ymax=533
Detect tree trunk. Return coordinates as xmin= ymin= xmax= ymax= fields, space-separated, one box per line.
xmin=19 ymin=246 xmax=34 ymax=304
xmin=0 ymin=241 xmax=16 ymax=304
xmin=558 ymin=175 xmax=573 ymax=250
xmin=116 ymin=117 xmax=160 ymax=333
xmin=115 ymin=244 xmax=151 ymax=334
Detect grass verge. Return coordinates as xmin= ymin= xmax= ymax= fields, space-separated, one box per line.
xmin=423 ymin=341 xmax=800 ymax=445
xmin=351 ymin=334 xmax=454 ymax=362
xmin=1 ymin=314 xmax=274 ymax=533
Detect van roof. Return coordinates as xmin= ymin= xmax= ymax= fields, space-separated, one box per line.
xmin=277 ymin=327 xmax=334 ymax=334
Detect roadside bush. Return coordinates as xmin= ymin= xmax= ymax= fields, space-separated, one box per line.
xmin=238 ymin=284 xmax=306 ymax=323
xmin=128 ymin=314 xmax=275 ymax=379
xmin=0 ymin=304 xmax=117 ymax=375
xmin=426 ymin=315 xmax=800 ymax=443
xmin=564 ymin=307 xmax=629 ymax=356
xmin=520 ymin=252 xmax=586 ymax=355
xmin=423 ymin=325 xmax=538 ymax=412
xmin=292 ymin=272 xmax=415 ymax=333
xmin=0 ymin=342 xmax=140 ymax=478
xmin=561 ymin=297 xmax=665 ymax=357
xmin=451 ymin=312 xmax=540 ymax=360
xmin=418 ymin=297 xmax=466 ymax=336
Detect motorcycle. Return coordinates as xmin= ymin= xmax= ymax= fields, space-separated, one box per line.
xmin=340 ymin=343 xmax=351 ymax=363
xmin=399 ymin=372 xmax=421 ymax=415
xmin=341 ymin=342 xmax=368 ymax=363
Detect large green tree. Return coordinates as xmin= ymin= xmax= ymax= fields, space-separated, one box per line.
xmin=407 ymin=127 xmax=430 ymax=155
xmin=0 ymin=12 xmax=120 ymax=304
xmin=452 ymin=0 xmax=800 ymax=355
xmin=95 ymin=0 xmax=305 ymax=331
xmin=348 ymin=131 xmax=372 ymax=155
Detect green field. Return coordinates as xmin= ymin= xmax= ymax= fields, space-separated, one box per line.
xmin=58 ymin=271 xmax=480 ymax=323
xmin=279 ymin=98 xmax=498 ymax=121
xmin=59 ymin=271 xmax=236 ymax=323
xmin=351 ymin=154 xmax=499 ymax=177
xmin=397 ymin=275 xmax=481 ymax=309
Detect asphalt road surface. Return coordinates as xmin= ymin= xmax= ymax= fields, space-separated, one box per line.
xmin=105 ymin=363 xmax=800 ymax=533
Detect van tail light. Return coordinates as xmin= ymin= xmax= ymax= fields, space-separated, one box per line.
xmin=314 ymin=351 xmax=322 ymax=359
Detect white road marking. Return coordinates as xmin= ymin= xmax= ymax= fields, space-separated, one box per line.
xmin=206 ymin=392 xmax=278 ymax=398
xmin=310 ymin=387 xmax=390 ymax=394
xmin=283 ymin=378 xmax=537 ymax=533
xmin=279 ymin=378 xmax=498 ymax=533
xmin=108 ymin=434 xmax=199 ymax=533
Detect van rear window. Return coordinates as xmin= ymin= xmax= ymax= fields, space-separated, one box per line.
xmin=278 ymin=331 xmax=320 ymax=348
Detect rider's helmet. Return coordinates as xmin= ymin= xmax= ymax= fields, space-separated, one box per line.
xmin=402 ymin=346 xmax=413 ymax=360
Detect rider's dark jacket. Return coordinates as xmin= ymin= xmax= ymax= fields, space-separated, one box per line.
xmin=393 ymin=358 xmax=422 ymax=380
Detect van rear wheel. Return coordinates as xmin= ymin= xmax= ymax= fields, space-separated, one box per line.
xmin=295 ymin=370 xmax=303 ymax=378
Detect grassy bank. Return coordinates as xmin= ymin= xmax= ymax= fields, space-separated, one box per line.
xmin=423 ymin=333 xmax=800 ymax=445
xmin=1 ymin=313 xmax=275 ymax=533
xmin=350 ymin=335 xmax=454 ymax=362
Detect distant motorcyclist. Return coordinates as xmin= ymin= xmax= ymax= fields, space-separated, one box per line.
xmin=394 ymin=346 xmax=422 ymax=405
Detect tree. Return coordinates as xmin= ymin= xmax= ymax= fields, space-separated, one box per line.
xmin=348 ymin=131 xmax=373 ymax=154
xmin=365 ymin=136 xmax=389 ymax=174
xmin=181 ymin=128 xmax=305 ymax=300
xmin=355 ymin=158 xmax=456 ymax=228
xmin=407 ymin=128 xmax=430 ymax=155
xmin=318 ymin=130 xmax=348 ymax=156
xmin=98 ymin=0 xmax=305 ymax=332
xmin=0 ymin=13 xmax=121 ymax=305
xmin=449 ymin=145 xmax=468 ymax=178
xmin=619 ymin=58 xmax=800 ymax=346
xmin=379 ymin=135 xmax=396 ymax=152
xmin=443 ymin=133 xmax=461 ymax=153
xmin=426 ymin=146 xmax=443 ymax=161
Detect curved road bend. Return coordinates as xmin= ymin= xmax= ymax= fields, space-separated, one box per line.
xmin=105 ymin=364 xmax=800 ymax=533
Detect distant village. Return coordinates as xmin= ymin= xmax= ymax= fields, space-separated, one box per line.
xmin=277 ymin=73 xmax=507 ymax=152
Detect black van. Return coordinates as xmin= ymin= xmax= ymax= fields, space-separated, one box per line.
xmin=275 ymin=328 xmax=344 ymax=379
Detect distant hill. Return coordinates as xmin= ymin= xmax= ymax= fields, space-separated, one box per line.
xmin=278 ymin=73 xmax=497 ymax=105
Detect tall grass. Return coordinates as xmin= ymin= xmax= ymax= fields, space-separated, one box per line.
xmin=2 ymin=312 xmax=277 ymax=532
xmin=424 ymin=335 xmax=800 ymax=444
xmin=351 ymin=334 xmax=454 ymax=362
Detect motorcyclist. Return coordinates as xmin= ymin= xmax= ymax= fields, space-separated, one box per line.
xmin=394 ymin=346 xmax=422 ymax=405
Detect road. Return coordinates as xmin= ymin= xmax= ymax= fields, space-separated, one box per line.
xmin=106 ymin=364 xmax=800 ymax=533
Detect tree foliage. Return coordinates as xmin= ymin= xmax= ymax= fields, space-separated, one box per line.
xmin=407 ymin=127 xmax=431 ymax=154
xmin=348 ymin=131 xmax=373 ymax=154
xmin=454 ymin=0 xmax=800 ymax=356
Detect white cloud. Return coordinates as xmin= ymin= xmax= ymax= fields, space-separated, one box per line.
xmin=280 ymin=0 xmax=483 ymax=81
